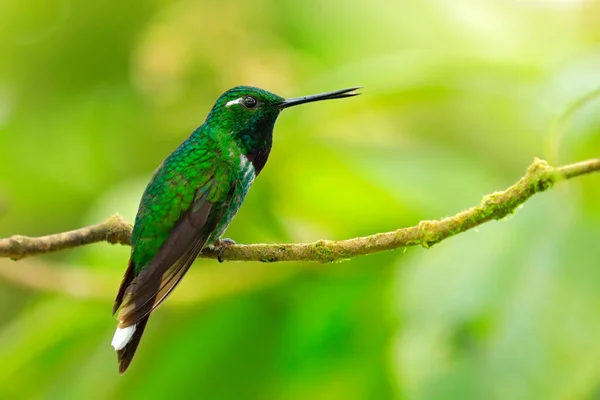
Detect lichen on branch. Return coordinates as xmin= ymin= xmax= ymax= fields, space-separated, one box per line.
xmin=0 ymin=158 xmax=598 ymax=263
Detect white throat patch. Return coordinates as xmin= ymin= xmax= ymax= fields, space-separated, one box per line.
xmin=240 ymin=153 xmax=255 ymax=182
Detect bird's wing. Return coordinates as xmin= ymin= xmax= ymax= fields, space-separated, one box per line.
xmin=115 ymin=174 xmax=237 ymax=327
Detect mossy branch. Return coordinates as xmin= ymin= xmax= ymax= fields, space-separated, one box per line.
xmin=0 ymin=158 xmax=598 ymax=263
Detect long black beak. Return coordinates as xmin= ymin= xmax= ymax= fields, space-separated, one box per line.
xmin=278 ymin=86 xmax=361 ymax=109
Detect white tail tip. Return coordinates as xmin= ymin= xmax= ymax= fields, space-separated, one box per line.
xmin=111 ymin=325 xmax=136 ymax=351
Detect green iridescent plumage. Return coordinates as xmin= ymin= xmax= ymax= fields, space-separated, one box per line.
xmin=111 ymin=85 xmax=360 ymax=373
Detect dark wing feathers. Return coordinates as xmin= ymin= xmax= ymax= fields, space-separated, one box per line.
xmin=114 ymin=177 xmax=237 ymax=373
xmin=113 ymin=258 xmax=135 ymax=315
xmin=118 ymin=199 xmax=214 ymax=326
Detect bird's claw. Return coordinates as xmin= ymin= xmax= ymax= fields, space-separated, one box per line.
xmin=214 ymin=238 xmax=236 ymax=263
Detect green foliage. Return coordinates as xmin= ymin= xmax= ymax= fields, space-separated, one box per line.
xmin=1 ymin=0 xmax=599 ymax=399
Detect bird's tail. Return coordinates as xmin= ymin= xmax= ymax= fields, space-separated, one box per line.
xmin=115 ymin=316 xmax=150 ymax=374
xmin=111 ymin=257 xmax=159 ymax=374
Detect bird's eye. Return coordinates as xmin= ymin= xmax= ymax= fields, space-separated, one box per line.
xmin=243 ymin=96 xmax=258 ymax=109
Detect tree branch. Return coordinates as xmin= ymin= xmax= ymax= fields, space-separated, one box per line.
xmin=1 ymin=158 xmax=598 ymax=263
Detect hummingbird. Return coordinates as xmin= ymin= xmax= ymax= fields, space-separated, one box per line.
xmin=111 ymin=85 xmax=360 ymax=373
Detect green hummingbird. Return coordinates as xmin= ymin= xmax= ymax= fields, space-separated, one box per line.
xmin=111 ymin=85 xmax=360 ymax=373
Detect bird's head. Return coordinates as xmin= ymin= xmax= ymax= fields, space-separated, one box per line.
xmin=205 ymin=85 xmax=360 ymax=172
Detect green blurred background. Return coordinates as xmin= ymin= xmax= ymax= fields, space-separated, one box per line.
xmin=1 ymin=0 xmax=600 ymax=399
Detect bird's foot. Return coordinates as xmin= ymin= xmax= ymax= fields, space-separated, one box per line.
xmin=213 ymin=238 xmax=236 ymax=263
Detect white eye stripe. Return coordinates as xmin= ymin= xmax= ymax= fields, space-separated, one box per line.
xmin=225 ymin=97 xmax=243 ymax=107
